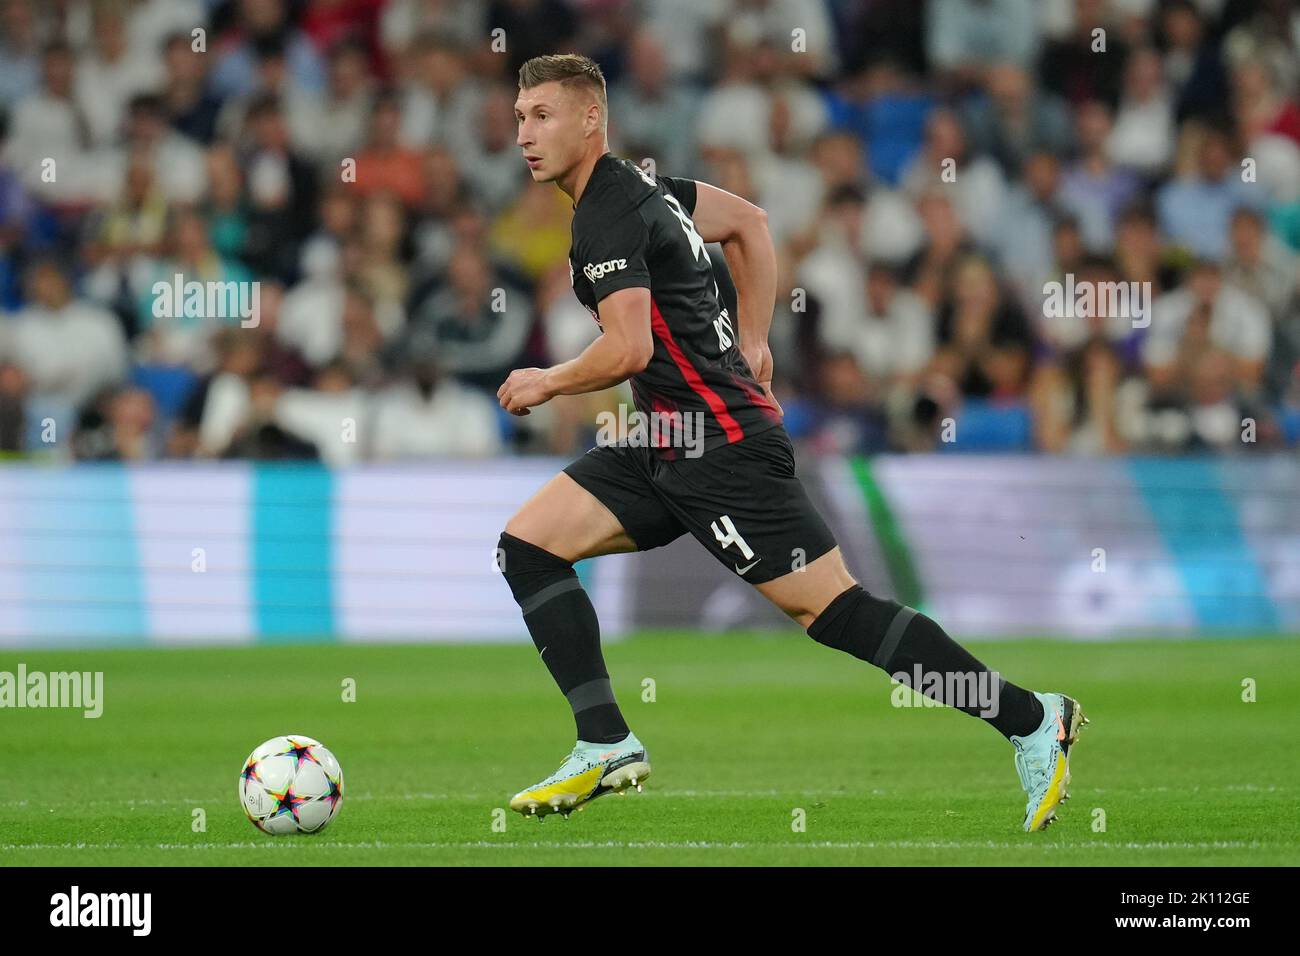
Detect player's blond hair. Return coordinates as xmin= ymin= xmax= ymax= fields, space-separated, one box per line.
xmin=518 ymin=54 xmax=607 ymax=133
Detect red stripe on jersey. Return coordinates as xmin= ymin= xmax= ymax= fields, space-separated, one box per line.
xmin=649 ymin=298 xmax=745 ymax=443
xmin=731 ymin=371 xmax=782 ymax=421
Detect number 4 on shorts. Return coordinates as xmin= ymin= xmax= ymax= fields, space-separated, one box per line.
xmin=711 ymin=514 xmax=755 ymax=561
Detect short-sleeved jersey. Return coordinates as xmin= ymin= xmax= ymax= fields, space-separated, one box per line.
xmin=568 ymin=152 xmax=782 ymax=458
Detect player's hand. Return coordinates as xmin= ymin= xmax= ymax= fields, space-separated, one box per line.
xmin=742 ymin=340 xmax=783 ymax=418
xmin=497 ymin=367 xmax=554 ymax=416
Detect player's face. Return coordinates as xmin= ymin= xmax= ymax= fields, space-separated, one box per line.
xmin=515 ymin=82 xmax=588 ymax=184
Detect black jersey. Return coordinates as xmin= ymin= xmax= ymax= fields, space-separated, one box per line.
xmin=567 ymin=152 xmax=782 ymax=458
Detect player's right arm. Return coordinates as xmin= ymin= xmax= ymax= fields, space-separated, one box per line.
xmin=497 ymin=288 xmax=652 ymax=416
xmin=543 ymin=287 xmax=654 ymax=395
xmin=500 ymin=185 xmax=657 ymax=416
xmin=682 ymin=181 xmax=780 ymax=412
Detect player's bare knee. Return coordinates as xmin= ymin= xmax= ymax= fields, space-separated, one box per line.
xmin=759 ymin=550 xmax=857 ymax=628
xmin=503 ymin=501 xmax=572 ymax=555
xmin=767 ymin=595 xmax=822 ymax=629
xmin=789 ymin=607 xmax=820 ymax=630
xmin=502 ymin=512 xmax=540 ymax=548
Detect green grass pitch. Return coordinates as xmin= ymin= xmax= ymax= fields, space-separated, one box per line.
xmin=2 ymin=633 xmax=1297 ymax=866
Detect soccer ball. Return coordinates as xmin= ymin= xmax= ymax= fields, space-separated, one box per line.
xmin=239 ymin=735 xmax=344 ymax=835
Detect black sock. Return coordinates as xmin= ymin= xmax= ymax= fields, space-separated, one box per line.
xmin=497 ymin=532 xmax=630 ymax=744
xmin=807 ymin=585 xmax=1044 ymax=739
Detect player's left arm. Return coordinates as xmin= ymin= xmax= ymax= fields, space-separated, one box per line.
xmin=686 ymin=181 xmax=780 ymax=412
xmin=497 ymin=288 xmax=653 ymax=416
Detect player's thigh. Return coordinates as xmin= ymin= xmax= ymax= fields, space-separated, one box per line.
xmin=754 ymin=546 xmax=858 ymax=629
xmin=504 ymin=472 xmax=637 ymax=562
xmin=507 ymin=444 xmax=687 ymax=562
xmin=656 ymin=426 xmax=844 ymax=614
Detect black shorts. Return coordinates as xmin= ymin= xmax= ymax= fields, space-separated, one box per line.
xmin=563 ymin=423 xmax=838 ymax=585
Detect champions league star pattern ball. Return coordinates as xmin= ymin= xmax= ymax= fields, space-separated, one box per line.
xmin=239 ymin=735 xmax=344 ymax=835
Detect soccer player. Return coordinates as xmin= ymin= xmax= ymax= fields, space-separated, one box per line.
xmin=496 ymin=54 xmax=1087 ymax=831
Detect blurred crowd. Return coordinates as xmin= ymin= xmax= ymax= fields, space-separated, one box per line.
xmin=1 ymin=0 xmax=1299 ymax=462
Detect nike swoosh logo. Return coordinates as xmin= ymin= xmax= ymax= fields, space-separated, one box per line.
xmin=1054 ymin=709 xmax=1065 ymax=742
xmin=599 ymin=750 xmax=619 ymax=760
xmin=735 ymin=559 xmax=761 ymax=576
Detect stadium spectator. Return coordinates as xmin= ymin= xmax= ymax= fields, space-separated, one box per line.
xmin=309 ymin=36 xmax=376 ymax=167
xmin=76 ymin=3 xmax=162 ymax=149
xmin=961 ymin=62 xmax=1074 ymax=179
xmin=408 ymin=146 xmax=469 ymax=277
xmin=124 ymin=0 xmax=206 ymax=67
xmin=398 ymin=242 xmax=531 ymax=394
xmin=928 ymin=0 xmax=1041 ymax=89
xmin=636 ymin=2 xmax=721 ymax=86
xmin=722 ymin=0 xmax=839 ymax=81
xmin=1159 ymin=0 xmax=1229 ymax=124
xmin=136 ymin=208 xmax=254 ymax=368
xmin=0 ymin=360 xmax=26 ymax=451
xmin=1108 ymin=46 xmax=1176 ymax=176
xmin=215 ymin=33 xmax=320 ymax=157
xmin=905 ymin=190 xmax=979 ymax=309
xmin=1221 ymin=0 xmax=1300 ymax=94
xmin=1156 ymin=123 xmax=1263 ymax=261
xmin=1113 ymin=200 xmax=1175 ymax=308
xmin=485 ymin=0 xmax=578 ymax=79
xmin=1038 ymin=0 xmax=1131 ymax=107
xmin=112 ymin=93 xmax=208 ymax=205
xmin=220 ymin=369 xmax=319 ymax=460
xmin=355 ymin=193 xmax=410 ymax=338
xmin=6 ymin=41 xmax=92 ymax=202
xmin=1224 ymin=206 xmax=1299 ymax=324
xmin=1230 ymin=59 xmax=1300 ymax=150
xmin=370 ymin=350 xmax=504 ymax=458
xmin=381 ymin=0 xmax=488 ymax=56
xmin=280 ymin=237 xmax=363 ymax=368
xmin=398 ymin=31 xmax=481 ymax=158
xmin=210 ymin=0 xmax=326 ymax=100
xmin=824 ymin=59 xmax=932 ymax=188
xmin=240 ymin=93 xmax=318 ymax=282
xmin=900 ymin=107 xmax=1007 ymax=249
xmin=81 ymin=148 xmax=169 ymax=320
xmin=798 ymin=183 xmax=868 ymax=348
xmin=460 ymin=83 xmax=530 ymax=214
xmin=930 ymin=254 xmax=1035 ymax=400
xmin=0 ymin=0 xmax=1294 ymax=458
xmin=1145 ymin=259 xmax=1271 ymax=396
xmin=1058 ymin=99 xmax=1141 ymax=253
xmin=803 ymin=351 xmax=890 ymax=454
xmin=276 ymin=361 xmax=371 ymax=466
xmin=822 ymin=261 xmax=935 ymax=399
xmin=73 ymin=384 xmax=158 ymax=460
xmin=607 ymin=29 xmax=698 ymax=179
xmin=2 ymin=257 xmax=128 ymax=413
xmin=0 ymin=0 xmax=40 ymax=107
xmin=489 ymin=181 xmax=573 ymax=283
xmin=995 ymin=151 xmax=1066 ymax=311
xmin=161 ymin=32 xmax=222 ymax=146
xmin=0 ymin=111 xmax=37 ymax=303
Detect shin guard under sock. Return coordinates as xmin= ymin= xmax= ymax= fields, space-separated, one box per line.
xmin=807 ymin=585 xmax=1042 ymax=738
xmin=497 ymin=532 xmax=630 ymax=743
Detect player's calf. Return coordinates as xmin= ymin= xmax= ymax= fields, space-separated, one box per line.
xmin=800 ymin=578 xmax=1096 ymax=830
xmin=801 ymin=582 xmax=1045 ymax=741
xmin=497 ymin=531 xmax=631 ymax=744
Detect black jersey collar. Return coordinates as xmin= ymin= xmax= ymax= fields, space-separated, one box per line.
xmin=573 ymin=151 xmax=615 ymax=211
